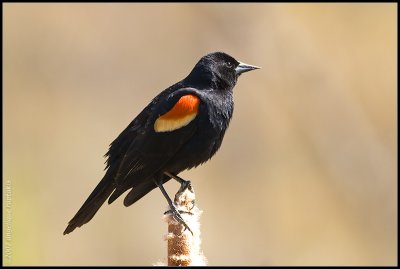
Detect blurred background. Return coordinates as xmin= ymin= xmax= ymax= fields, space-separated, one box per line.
xmin=3 ymin=3 xmax=397 ymax=266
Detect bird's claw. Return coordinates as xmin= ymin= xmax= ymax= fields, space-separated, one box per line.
xmin=164 ymin=204 xmax=193 ymax=235
xmin=164 ymin=209 xmax=194 ymax=215
xmin=179 ymin=180 xmax=192 ymax=192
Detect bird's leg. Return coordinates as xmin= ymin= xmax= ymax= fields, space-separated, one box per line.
xmin=164 ymin=171 xmax=189 ymax=186
xmin=164 ymin=171 xmax=195 ymax=210
xmin=154 ymin=179 xmax=193 ymax=235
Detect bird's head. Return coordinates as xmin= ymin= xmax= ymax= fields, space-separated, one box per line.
xmin=185 ymin=52 xmax=260 ymax=90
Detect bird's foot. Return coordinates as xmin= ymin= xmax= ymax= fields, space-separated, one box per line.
xmin=161 ymin=172 xmax=195 ymax=234
xmin=164 ymin=204 xmax=193 ymax=235
xmin=175 ymin=180 xmax=195 ymax=211
xmin=164 ymin=209 xmax=194 ymax=215
xmin=178 ymin=180 xmax=192 ymax=193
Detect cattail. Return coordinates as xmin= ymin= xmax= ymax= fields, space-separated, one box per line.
xmin=163 ymin=183 xmax=207 ymax=266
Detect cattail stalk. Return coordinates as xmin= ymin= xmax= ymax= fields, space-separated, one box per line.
xmin=163 ymin=183 xmax=207 ymax=266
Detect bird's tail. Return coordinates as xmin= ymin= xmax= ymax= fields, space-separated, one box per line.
xmin=63 ymin=172 xmax=115 ymax=235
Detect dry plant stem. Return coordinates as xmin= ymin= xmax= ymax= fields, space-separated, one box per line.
xmin=164 ymin=183 xmax=207 ymax=266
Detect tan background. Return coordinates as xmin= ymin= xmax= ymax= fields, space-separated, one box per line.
xmin=3 ymin=3 xmax=397 ymax=266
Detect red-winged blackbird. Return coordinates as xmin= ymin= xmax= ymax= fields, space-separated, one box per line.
xmin=64 ymin=52 xmax=259 ymax=235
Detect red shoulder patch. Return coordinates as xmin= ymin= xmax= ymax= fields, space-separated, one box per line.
xmin=154 ymin=94 xmax=200 ymax=132
xmin=160 ymin=95 xmax=200 ymax=119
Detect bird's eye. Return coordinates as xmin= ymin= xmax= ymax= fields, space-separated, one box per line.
xmin=226 ymin=62 xmax=234 ymax=68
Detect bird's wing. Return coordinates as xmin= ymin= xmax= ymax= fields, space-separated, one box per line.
xmin=107 ymin=87 xmax=204 ymax=203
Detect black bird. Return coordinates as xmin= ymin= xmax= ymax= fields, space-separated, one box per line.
xmin=64 ymin=52 xmax=259 ymax=235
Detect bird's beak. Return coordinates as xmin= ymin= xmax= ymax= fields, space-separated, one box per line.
xmin=235 ymin=62 xmax=261 ymax=75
